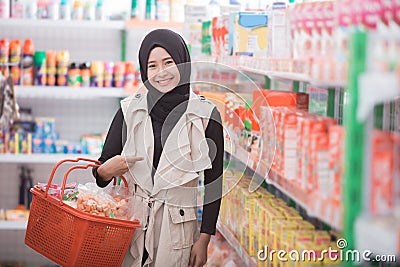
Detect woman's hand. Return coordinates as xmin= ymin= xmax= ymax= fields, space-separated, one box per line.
xmin=189 ymin=233 xmax=211 ymax=267
xmin=97 ymin=155 xmax=144 ymax=182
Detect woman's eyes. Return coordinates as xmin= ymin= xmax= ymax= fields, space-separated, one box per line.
xmin=148 ymin=60 xmax=174 ymax=69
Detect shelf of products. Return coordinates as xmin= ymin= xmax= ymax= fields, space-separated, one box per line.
xmin=126 ymin=19 xmax=183 ymax=29
xmin=210 ymin=56 xmax=347 ymax=89
xmin=15 ymin=86 xmax=129 ymax=99
xmin=0 ymin=154 xmax=98 ymax=164
xmin=0 ymin=220 xmax=27 ymax=230
xmin=216 ymin=220 xmax=257 ymax=267
xmin=228 ymin=144 xmax=342 ymax=230
xmin=0 ymin=18 xmax=125 ymax=29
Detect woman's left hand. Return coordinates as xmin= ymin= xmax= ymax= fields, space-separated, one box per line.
xmin=189 ymin=233 xmax=211 ymax=267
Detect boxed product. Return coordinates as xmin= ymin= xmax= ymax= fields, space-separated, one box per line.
xmin=184 ymin=4 xmax=208 ymax=59
xmin=370 ymin=130 xmax=394 ymax=216
xmin=252 ymin=90 xmax=309 ymax=122
xmin=328 ymin=125 xmax=344 ymax=204
xmin=310 ymin=132 xmax=330 ymax=195
xmin=280 ymin=108 xmax=298 ymax=180
xmin=233 ymin=12 xmax=268 ymax=58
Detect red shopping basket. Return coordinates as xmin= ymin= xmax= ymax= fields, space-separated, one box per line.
xmin=25 ymin=158 xmax=141 ymax=267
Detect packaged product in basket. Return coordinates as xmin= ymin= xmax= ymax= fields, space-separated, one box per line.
xmin=77 ymin=182 xmax=132 ymax=220
xmin=36 ymin=182 xmax=78 ymax=202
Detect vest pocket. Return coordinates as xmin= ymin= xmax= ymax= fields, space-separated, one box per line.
xmin=168 ymin=206 xmax=197 ymax=249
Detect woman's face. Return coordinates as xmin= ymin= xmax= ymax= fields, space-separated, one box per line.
xmin=147 ymin=47 xmax=181 ymax=93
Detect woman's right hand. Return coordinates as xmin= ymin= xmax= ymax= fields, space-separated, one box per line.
xmin=97 ymin=155 xmax=144 ymax=181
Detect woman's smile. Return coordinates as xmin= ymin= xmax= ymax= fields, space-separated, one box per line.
xmin=147 ymin=47 xmax=181 ymax=93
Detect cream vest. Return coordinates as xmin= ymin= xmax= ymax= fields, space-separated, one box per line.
xmin=120 ymin=90 xmax=216 ymax=267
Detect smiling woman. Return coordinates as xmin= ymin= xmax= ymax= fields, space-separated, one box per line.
xmin=92 ymin=29 xmax=224 ymax=267
xmin=147 ymin=47 xmax=181 ymax=93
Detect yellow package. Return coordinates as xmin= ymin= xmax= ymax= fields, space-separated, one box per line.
xmin=313 ymin=231 xmax=331 ymax=246
xmin=295 ymin=220 xmax=315 ymax=231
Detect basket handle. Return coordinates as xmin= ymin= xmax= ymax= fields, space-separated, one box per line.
xmin=59 ymin=163 xmax=129 ymax=206
xmin=45 ymin=157 xmax=101 ymax=196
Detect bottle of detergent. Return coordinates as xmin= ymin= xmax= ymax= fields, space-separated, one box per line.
xmin=21 ymin=39 xmax=35 ymax=86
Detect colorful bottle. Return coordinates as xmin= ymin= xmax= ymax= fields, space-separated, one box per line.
xmin=67 ymin=62 xmax=81 ymax=87
xmin=90 ymin=61 xmax=104 ymax=87
xmin=9 ymin=39 xmax=22 ymax=85
xmin=0 ymin=39 xmax=10 ymax=78
xmin=103 ymin=61 xmax=114 ymax=87
xmin=21 ymin=39 xmax=35 ymax=86
xmin=80 ymin=62 xmax=91 ymax=87
xmin=34 ymin=51 xmax=47 ymax=86
xmin=124 ymin=62 xmax=135 ymax=89
xmin=46 ymin=50 xmax=57 ymax=86
xmin=56 ymin=50 xmax=69 ymax=86
xmin=113 ymin=62 xmax=125 ymax=87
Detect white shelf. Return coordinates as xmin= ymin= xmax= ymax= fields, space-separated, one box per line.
xmin=0 ymin=154 xmax=99 ymax=164
xmin=0 ymin=220 xmax=27 ymax=230
xmin=0 ymin=18 xmax=125 ymax=30
xmin=15 ymin=86 xmax=129 ymax=99
xmin=216 ymin=220 xmax=257 ymax=267
xmin=355 ymin=215 xmax=400 ymax=256
xmin=267 ymin=71 xmax=310 ymax=83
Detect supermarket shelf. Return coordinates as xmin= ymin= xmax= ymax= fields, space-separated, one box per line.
xmin=216 ymin=220 xmax=257 ymax=267
xmin=0 ymin=18 xmax=125 ymax=29
xmin=126 ymin=19 xmax=183 ymax=29
xmin=14 ymin=86 xmax=129 ymax=99
xmin=355 ymin=215 xmax=400 ymax=256
xmin=0 ymin=154 xmax=99 ymax=164
xmin=228 ymin=143 xmax=342 ymax=230
xmin=239 ymin=66 xmax=346 ymax=88
xmin=0 ymin=220 xmax=27 ymax=230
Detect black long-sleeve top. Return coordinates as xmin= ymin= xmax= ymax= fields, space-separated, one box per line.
xmin=93 ymin=107 xmax=223 ymax=235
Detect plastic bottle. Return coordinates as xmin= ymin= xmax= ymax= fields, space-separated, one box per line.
xmin=113 ymin=62 xmax=125 ymax=87
xmin=37 ymin=0 xmax=48 ymax=19
xmin=11 ymin=0 xmax=24 ymax=18
xmin=71 ymin=0 xmax=83 ymax=20
xmin=103 ymin=61 xmax=114 ymax=87
xmin=80 ymin=62 xmax=90 ymax=87
xmin=21 ymin=39 xmax=35 ymax=86
xmin=34 ymin=51 xmax=47 ymax=86
xmin=46 ymin=50 xmax=56 ymax=86
xmin=25 ymin=0 xmax=38 ymax=19
xmin=90 ymin=61 xmax=103 ymax=87
xmin=124 ymin=62 xmax=135 ymax=89
xmin=59 ymin=0 xmax=71 ymax=20
xmin=145 ymin=0 xmax=155 ymax=20
xmin=0 ymin=0 xmax=10 ymax=18
xmin=56 ymin=50 xmax=69 ymax=86
xmin=83 ymin=0 xmax=94 ymax=20
xmin=10 ymin=39 xmax=22 ymax=85
xmin=67 ymin=62 xmax=81 ymax=87
xmin=47 ymin=0 xmax=60 ymax=19
xmin=0 ymin=39 xmax=10 ymax=77
xmin=95 ymin=0 xmax=104 ymax=20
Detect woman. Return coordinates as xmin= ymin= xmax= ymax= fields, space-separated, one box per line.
xmin=93 ymin=29 xmax=223 ymax=267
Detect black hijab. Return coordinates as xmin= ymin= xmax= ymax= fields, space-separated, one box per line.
xmin=138 ymin=29 xmax=191 ymax=123
xmin=138 ymin=29 xmax=191 ymax=171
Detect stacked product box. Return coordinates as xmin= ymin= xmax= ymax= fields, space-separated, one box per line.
xmin=328 ymin=125 xmax=345 ymax=205
xmin=233 ymin=12 xmax=268 ymax=58
xmin=370 ymin=130 xmax=395 ymax=216
xmin=220 ymin=172 xmax=341 ymax=267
